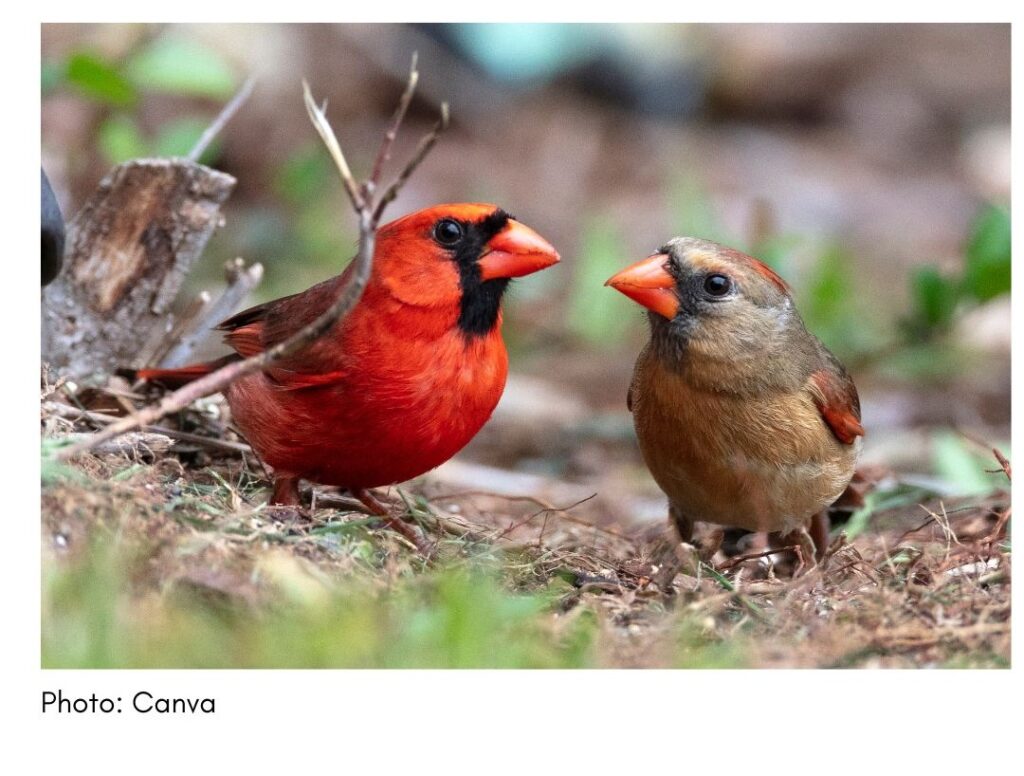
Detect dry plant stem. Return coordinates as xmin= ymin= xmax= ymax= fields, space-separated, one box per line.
xmin=146 ymin=291 xmax=211 ymax=368
xmin=45 ymin=401 xmax=253 ymax=455
xmin=64 ymin=431 xmax=173 ymax=457
xmin=365 ymin=52 xmax=419 ymax=196
xmin=373 ymin=103 xmax=449 ymax=223
xmin=188 ymin=76 xmax=256 ymax=162
xmin=719 ymin=545 xmax=798 ymax=571
xmin=160 ymin=258 xmax=264 ymax=368
xmin=992 ymin=448 xmax=1011 ymax=481
xmin=428 ymin=491 xmax=626 ymax=540
xmin=56 ymin=59 xmax=447 ymax=462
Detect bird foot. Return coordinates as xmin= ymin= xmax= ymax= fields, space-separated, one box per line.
xmin=768 ymin=527 xmax=820 ymax=577
xmin=266 ymin=478 xmax=431 ymax=556
xmin=352 ymin=489 xmax=433 ymax=558
xmin=264 ymin=504 xmax=312 ymax=522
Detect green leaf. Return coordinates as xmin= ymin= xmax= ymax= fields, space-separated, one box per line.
xmin=65 ymin=52 xmax=136 ymax=106
xmin=932 ymin=430 xmax=1002 ymax=496
xmin=800 ymin=245 xmax=884 ymax=360
xmin=911 ymin=266 xmax=959 ymax=329
xmin=97 ymin=115 xmax=149 ymax=165
xmin=845 ymin=484 xmax=933 ymax=539
xmin=41 ymin=438 xmax=87 ymax=486
xmin=126 ymin=35 xmax=236 ymax=98
xmin=963 ymin=205 xmax=1010 ymax=303
xmin=802 ymin=246 xmax=852 ymax=330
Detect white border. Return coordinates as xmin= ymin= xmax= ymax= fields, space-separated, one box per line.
xmin=8 ymin=7 xmax=1022 ymax=773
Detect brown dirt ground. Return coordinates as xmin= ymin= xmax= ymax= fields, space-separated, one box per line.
xmin=41 ymin=386 xmax=1010 ymax=669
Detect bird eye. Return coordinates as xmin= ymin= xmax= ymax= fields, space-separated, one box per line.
xmin=703 ymin=273 xmax=732 ymax=297
xmin=434 ymin=219 xmax=464 ymax=246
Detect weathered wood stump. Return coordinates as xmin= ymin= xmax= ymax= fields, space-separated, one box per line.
xmin=41 ymin=158 xmax=236 ymax=380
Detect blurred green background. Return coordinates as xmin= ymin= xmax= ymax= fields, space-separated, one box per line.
xmin=44 ymin=22 xmax=1011 ymax=432
xmin=42 ymin=22 xmax=1010 ymax=531
xmin=41 ymin=23 xmax=1011 ymax=669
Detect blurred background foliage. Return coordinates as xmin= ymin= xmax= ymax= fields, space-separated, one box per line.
xmin=42 ymin=22 xmax=1010 ymax=503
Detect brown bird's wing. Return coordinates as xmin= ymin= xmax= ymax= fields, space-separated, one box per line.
xmin=216 ymin=269 xmax=352 ymax=389
xmin=805 ymin=351 xmax=863 ymax=445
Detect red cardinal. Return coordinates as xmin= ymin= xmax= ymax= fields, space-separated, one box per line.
xmin=606 ymin=237 xmax=862 ymax=565
xmin=140 ymin=204 xmax=558 ymax=538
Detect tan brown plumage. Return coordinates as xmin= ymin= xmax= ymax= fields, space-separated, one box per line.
xmin=607 ymin=237 xmax=863 ymax=558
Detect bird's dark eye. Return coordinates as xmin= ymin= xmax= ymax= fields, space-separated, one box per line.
xmin=703 ymin=273 xmax=732 ymax=297
xmin=434 ymin=219 xmax=464 ymax=246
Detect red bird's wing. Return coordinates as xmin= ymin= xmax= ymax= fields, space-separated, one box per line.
xmin=806 ymin=354 xmax=864 ymax=445
xmin=217 ymin=270 xmax=352 ymax=390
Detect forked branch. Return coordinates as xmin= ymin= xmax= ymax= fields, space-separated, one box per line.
xmin=57 ymin=55 xmax=449 ymax=461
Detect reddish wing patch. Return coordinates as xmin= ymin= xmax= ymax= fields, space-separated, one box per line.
xmin=215 ymin=271 xmax=353 ymax=387
xmin=224 ymin=323 xmax=264 ymax=358
xmin=808 ymin=368 xmax=864 ymax=445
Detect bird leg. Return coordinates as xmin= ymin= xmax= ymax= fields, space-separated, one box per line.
xmin=264 ymin=476 xmax=312 ymax=521
xmin=271 ymin=475 xmax=302 ymax=506
xmin=352 ymin=488 xmax=432 ymax=556
xmin=669 ymin=502 xmax=695 ymax=544
xmin=767 ymin=510 xmax=832 ymax=575
xmin=808 ymin=510 xmax=830 ymax=562
xmin=769 ymin=527 xmax=820 ymax=576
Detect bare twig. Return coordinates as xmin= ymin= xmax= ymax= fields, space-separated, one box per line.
xmin=992 ymin=448 xmax=1011 ymax=481
xmin=302 ymin=80 xmax=365 ymax=212
xmin=44 ymin=400 xmax=252 ymax=455
xmin=373 ymin=102 xmax=449 ymax=223
xmin=718 ymin=545 xmax=797 ymax=571
xmin=495 ymin=493 xmax=597 ymax=539
xmin=160 ymin=258 xmax=264 ymax=368
xmin=188 ymin=76 xmax=256 ymax=162
xmin=365 ymin=52 xmax=419 ymax=197
xmin=56 ymin=63 xmax=447 ymax=462
xmin=981 ymin=507 xmax=1011 ymax=546
xmin=64 ymin=431 xmax=174 ymax=458
xmin=427 ymin=490 xmax=628 ymax=540
xmin=145 ymin=291 xmax=211 ymax=368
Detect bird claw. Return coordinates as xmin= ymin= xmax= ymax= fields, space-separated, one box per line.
xmin=352 ymin=488 xmax=433 ymax=558
xmin=264 ymin=504 xmax=312 ymax=522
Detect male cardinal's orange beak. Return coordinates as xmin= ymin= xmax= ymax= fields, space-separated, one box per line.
xmin=478 ymin=221 xmax=560 ymax=280
xmin=605 ymin=254 xmax=680 ymax=320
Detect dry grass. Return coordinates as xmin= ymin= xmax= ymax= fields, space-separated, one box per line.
xmin=40 ymin=393 xmax=1010 ymax=669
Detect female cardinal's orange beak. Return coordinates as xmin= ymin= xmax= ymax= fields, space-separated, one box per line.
xmin=605 ymin=254 xmax=680 ymax=320
xmin=478 ymin=221 xmax=560 ymax=280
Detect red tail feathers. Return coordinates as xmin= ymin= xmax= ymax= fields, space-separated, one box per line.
xmin=135 ymin=355 xmax=238 ymax=388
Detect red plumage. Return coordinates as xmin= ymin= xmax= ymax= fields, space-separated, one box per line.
xmin=139 ymin=203 xmax=559 ymax=505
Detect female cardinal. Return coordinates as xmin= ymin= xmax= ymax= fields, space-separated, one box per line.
xmin=606 ymin=237 xmax=862 ymax=564
xmin=139 ymin=204 xmax=559 ymax=542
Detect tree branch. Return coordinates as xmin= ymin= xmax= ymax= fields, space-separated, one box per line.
xmin=188 ymin=76 xmax=256 ymax=163
xmin=56 ymin=62 xmax=447 ymax=461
